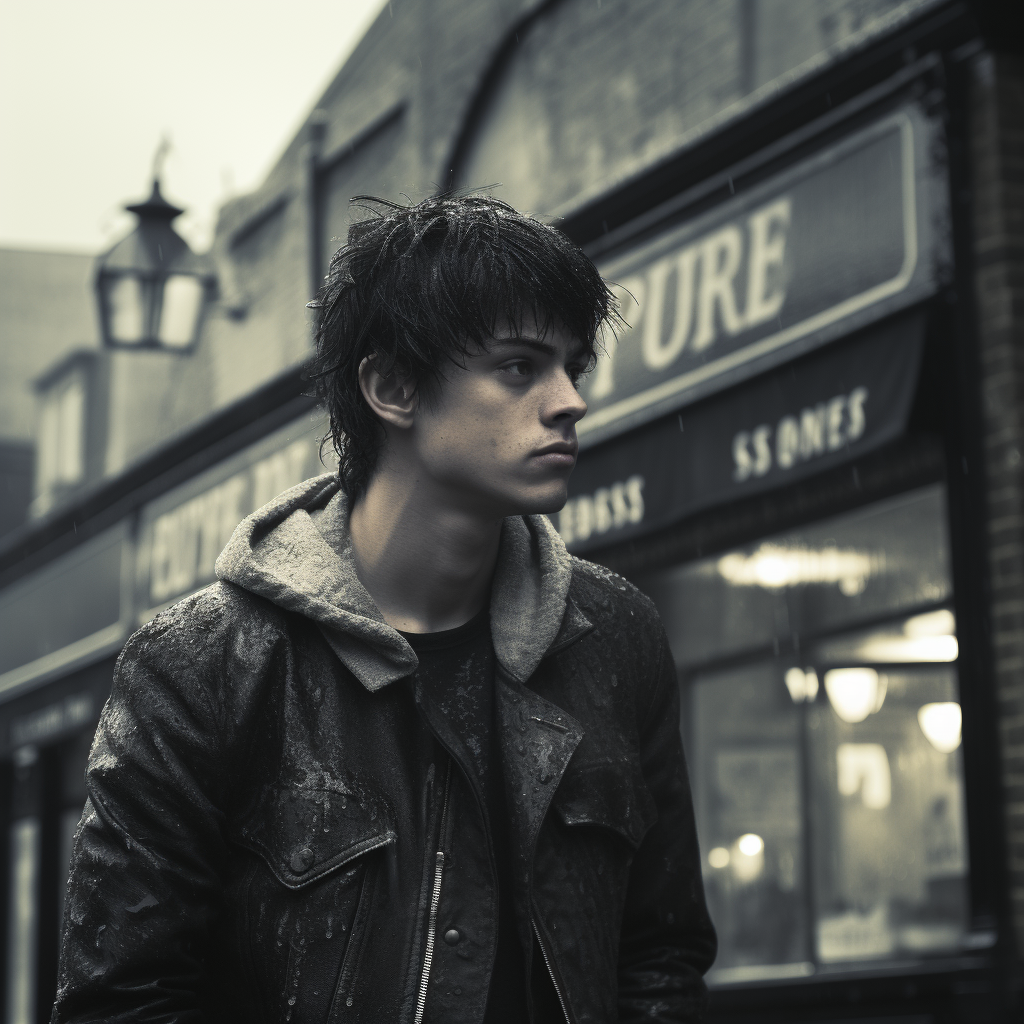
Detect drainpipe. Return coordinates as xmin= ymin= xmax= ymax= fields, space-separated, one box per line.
xmin=303 ymin=112 xmax=328 ymax=306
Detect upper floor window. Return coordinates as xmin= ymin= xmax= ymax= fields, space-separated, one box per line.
xmin=32 ymin=360 xmax=89 ymax=517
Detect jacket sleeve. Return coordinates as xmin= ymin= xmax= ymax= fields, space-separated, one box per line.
xmin=618 ymin=621 xmax=717 ymax=1023
xmin=52 ymin=616 xmax=232 ymax=1024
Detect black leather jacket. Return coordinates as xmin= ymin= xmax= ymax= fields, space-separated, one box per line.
xmin=53 ymin=481 xmax=716 ymax=1024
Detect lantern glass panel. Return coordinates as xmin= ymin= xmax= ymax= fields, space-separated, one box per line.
xmin=107 ymin=275 xmax=146 ymax=344
xmin=158 ymin=274 xmax=204 ymax=348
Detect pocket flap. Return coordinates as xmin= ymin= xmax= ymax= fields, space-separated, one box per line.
xmin=237 ymin=783 xmax=396 ymax=890
xmin=552 ymin=760 xmax=658 ymax=850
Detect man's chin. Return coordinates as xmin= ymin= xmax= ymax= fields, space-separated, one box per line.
xmin=513 ymin=483 xmax=570 ymax=517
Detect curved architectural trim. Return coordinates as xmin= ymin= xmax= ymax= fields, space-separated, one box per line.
xmin=443 ymin=0 xmax=563 ymax=193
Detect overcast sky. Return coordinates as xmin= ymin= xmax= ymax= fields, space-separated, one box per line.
xmin=0 ymin=0 xmax=389 ymax=255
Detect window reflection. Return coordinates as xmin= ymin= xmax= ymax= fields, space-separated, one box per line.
xmin=809 ymin=665 xmax=967 ymax=964
xmin=633 ymin=484 xmax=969 ymax=982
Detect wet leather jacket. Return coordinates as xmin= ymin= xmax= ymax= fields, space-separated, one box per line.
xmin=53 ymin=479 xmax=716 ymax=1023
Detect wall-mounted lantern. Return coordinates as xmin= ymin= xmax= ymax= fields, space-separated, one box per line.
xmin=95 ymin=178 xmax=216 ymax=350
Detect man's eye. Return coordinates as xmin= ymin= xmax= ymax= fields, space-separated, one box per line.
xmin=503 ymin=360 xmax=532 ymax=377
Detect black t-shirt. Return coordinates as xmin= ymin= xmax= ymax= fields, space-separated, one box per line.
xmin=400 ymin=609 xmax=532 ymax=1023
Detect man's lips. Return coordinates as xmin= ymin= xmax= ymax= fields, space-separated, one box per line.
xmin=531 ymin=441 xmax=578 ymax=466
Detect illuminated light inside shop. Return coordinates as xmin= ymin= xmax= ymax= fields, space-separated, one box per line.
xmin=738 ymin=833 xmax=764 ymax=856
xmin=708 ymin=846 xmax=731 ymax=869
xmin=716 ymin=544 xmax=882 ymax=594
xmin=732 ymin=833 xmax=765 ymax=882
xmin=917 ymin=702 xmax=962 ymax=754
xmin=785 ymin=666 xmax=819 ymax=703
xmin=824 ymin=667 xmax=886 ymax=723
xmin=840 ymin=610 xmax=959 ymax=664
xmin=905 ymin=608 xmax=956 ymax=637
xmin=836 ymin=742 xmax=892 ymax=809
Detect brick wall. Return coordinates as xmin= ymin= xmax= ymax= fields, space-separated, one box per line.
xmin=972 ymin=50 xmax=1024 ymax=951
xmin=454 ymin=0 xmax=939 ymax=213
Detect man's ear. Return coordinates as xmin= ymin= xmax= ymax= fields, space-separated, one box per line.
xmin=358 ymin=355 xmax=418 ymax=429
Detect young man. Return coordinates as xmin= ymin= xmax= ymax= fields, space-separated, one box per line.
xmin=54 ymin=196 xmax=716 ymax=1023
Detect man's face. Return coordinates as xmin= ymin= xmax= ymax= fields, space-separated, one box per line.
xmin=403 ymin=315 xmax=589 ymax=518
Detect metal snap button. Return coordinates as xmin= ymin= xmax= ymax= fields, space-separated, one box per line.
xmin=290 ymin=847 xmax=315 ymax=873
xmin=444 ymin=928 xmax=461 ymax=945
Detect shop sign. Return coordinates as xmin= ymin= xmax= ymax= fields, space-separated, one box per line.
xmin=135 ymin=413 xmax=333 ymax=620
xmin=557 ymin=313 xmax=923 ymax=554
xmin=580 ymin=105 xmax=944 ymax=448
xmin=8 ymin=691 xmax=95 ymax=749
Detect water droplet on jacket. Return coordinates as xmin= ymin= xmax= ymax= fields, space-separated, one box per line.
xmin=288 ymin=996 xmax=296 ymax=1006
xmin=346 ymin=996 xmax=354 ymax=1007
xmin=325 ymin=930 xmax=333 ymax=939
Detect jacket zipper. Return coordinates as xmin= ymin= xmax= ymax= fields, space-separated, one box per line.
xmin=533 ymin=918 xmax=572 ymax=1024
xmin=413 ymin=760 xmax=453 ymax=1024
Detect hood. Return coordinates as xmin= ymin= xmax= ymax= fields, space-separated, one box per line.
xmin=215 ymin=474 xmax=577 ymax=692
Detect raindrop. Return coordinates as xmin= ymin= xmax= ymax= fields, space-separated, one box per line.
xmin=346 ymin=997 xmax=354 ymax=1007
xmin=326 ymin=930 xmax=333 ymax=939
xmin=288 ymin=996 xmax=296 ymax=1006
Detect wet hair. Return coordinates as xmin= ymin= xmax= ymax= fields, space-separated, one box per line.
xmin=308 ymin=193 xmax=618 ymax=499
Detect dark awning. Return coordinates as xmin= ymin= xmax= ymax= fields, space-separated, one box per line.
xmin=555 ymin=310 xmax=926 ymax=554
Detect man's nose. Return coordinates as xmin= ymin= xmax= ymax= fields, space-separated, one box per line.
xmin=544 ymin=370 xmax=588 ymax=424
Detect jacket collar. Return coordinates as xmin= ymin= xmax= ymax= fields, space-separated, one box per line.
xmin=215 ymin=474 xmax=590 ymax=692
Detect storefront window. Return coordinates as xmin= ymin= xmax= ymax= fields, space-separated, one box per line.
xmin=633 ymin=485 xmax=968 ymax=982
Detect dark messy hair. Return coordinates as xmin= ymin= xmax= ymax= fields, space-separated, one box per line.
xmin=308 ymin=193 xmax=618 ymax=499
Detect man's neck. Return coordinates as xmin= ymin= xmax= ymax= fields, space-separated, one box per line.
xmin=347 ymin=466 xmax=503 ymax=634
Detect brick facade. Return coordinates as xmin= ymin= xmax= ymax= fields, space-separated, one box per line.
xmin=973 ymin=50 xmax=1024 ymax=952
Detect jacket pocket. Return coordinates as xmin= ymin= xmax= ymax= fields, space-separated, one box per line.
xmin=232 ymin=783 xmax=396 ymax=1022
xmin=236 ymin=782 xmax=397 ymax=888
xmin=551 ymin=759 xmax=657 ymax=850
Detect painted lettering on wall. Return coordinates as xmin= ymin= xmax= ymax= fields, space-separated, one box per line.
xmin=732 ymin=386 xmax=868 ymax=483
xmin=557 ymin=476 xmax=645 ymax=546
xmin=149 ymin=439 xmax=311 ymax=604
xmin=591 ymin=198 xmax=791 ymax=400
xmin=9 ymin=693 xmax=95 ymax=749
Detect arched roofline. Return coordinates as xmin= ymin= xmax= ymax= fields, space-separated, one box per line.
xmin=443 ymin=0 xmax=564 ymax=196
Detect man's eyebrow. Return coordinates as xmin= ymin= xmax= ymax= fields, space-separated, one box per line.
xmin=490 ymin=337 xmax=557 ymax=355
xmin=490 ymin=337 xmax=588 ymax=361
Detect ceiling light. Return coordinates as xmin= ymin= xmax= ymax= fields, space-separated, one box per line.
xmin=737 ymin=833 xmax=764 ymax=857
xmin=824 ymin=667 xmax=885 ymax=723
xmin=918 ymin=702 xmax=962 ymax=753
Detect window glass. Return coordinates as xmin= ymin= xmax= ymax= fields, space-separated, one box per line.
xmin=158 ymin=274 xmax=204 ymax=347
xmin=634 ymin=484 xmax=969 ymax=981
xmin=108 ymin=275 xmax=145 ymax=343
xmin=691 ymin=663 xmax=811 ymax=982
xmin=808 ymin=664 xmax=966 ymax=965
xmin=636 ymin=487 xmax=952 ymax=672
